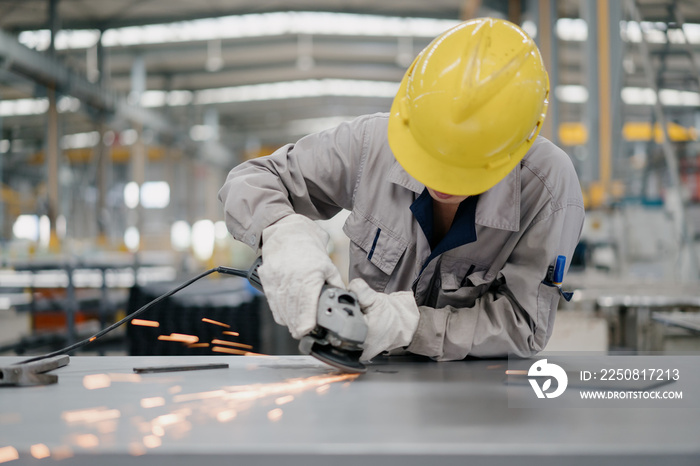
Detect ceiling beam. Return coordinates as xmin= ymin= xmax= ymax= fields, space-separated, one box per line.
xmin=1 ymin=3 xmax=463 ymax=33
xmin=0 ymin=26 xmax=189 ymax=136
xmin=0 ymin=26 xmax=235 ymax=164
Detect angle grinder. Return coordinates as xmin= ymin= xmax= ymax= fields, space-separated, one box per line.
xmin=18 ymin=258 xmax=368 ymax=376
xmin=243 ymin=257 xmax=368 ymax=373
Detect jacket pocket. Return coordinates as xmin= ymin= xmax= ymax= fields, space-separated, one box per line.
xmin=535 ymin=282 xmax=560 ymax=350
xmin=433 ymin=266 xmax=492 ymax=309
xmin=438 ymin=256 xmax=489 ymax=291
xmin=343 ymin=211 xmax=408 ymax=290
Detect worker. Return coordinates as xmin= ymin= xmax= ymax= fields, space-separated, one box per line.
xmin=218 ymin=18 xmax=585 ymax=362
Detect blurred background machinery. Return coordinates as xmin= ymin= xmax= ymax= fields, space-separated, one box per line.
xmin=0 ymin=0 xmax=699 ymax=357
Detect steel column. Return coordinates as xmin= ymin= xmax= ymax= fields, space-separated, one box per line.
xmin=536 ymin=0 xmax=558 ymax=143
xmin=608 ymin=1 xmax=624 ymax=184
xmin=0 ymin=91 xmax=3 ymax=243
xmin=582 ymin=0 xmax=600 ymax=186
xmin=597 ymin=0 xmax=612 ymax=198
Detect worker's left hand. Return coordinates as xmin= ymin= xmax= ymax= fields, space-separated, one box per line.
xmin=348 ymin=278 xmax=420 ymax=362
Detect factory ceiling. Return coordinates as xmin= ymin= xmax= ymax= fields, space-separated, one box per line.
xmin=0 ymin=0 xmax=698 ymax=171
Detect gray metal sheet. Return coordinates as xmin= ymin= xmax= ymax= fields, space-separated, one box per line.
xmin=0 ymin=355 xmax=699 ymax=465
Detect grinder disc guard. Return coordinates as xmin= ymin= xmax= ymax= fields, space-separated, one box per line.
xmin=310 ymin=343 xmax=366 ymax=373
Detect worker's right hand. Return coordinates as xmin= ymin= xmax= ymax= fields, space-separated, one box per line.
xmin=258 ymin=214 xmax=345 ymax=339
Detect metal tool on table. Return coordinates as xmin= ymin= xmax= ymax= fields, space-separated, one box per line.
xmin=0 ymin=355 xmax=69 ymax=387
xmin=240 ymin=256 xmax=369 ymax=373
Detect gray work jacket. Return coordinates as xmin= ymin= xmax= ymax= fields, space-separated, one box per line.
xmin=219 ymin=113 xmax=585 ymax=360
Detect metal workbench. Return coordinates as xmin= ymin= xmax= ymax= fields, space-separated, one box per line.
xmin=1 ymin=355 xmax=699 ymax=465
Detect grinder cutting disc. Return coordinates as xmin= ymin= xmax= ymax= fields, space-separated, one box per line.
xmin=310 ymin=343 xmax=366 ymax=373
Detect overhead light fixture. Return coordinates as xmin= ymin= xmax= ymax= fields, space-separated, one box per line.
xmin=16 ymin=14 xmax=700 ymax=51
xmin=140 ymin=181 xmax=170 ymax=209
xmin=0 ymin=80 xmax=397 ymax=116
xmin=189 ymin=125 xmax=217 ymax=141
xmin=621 ymin=87 xmax=657 ymax=105
xmin=119 ymin=129 xmax=139 ymax=145
xmin=19 ymin=12 xmax=461 ymax=51
xmin=124 ymin=227 xmax=140 ymax=252
xmin=555 ymin=85 xmax=589 ymax=103
xmin=124 ymin=182 xmax=140 ymax=209
xmin=171 ymin=221 xmax=192 ymax=251
xmin=0 ymin=98 xmax=48 ymax=117
xmin=61 ymin=131 xmax=100 ymax=149
xmin=556 ymin=18 xmax=587 ymax=41
xmin=39 ymin=215 xmax=51 ymax=250
xmin=192 ymin=220 xmax=215 ymax=261
xmin=13 ymin=215 xmax=40 ymax=241
xmin=659 ymin=89 xmax=700 ymax=107
xmin=521 ymin=20 xmax=537 ymax=39
xmin=194 ymin=79 xmax=398 ymax=105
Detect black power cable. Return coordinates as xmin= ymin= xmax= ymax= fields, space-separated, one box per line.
xmin=17 ymin=265 xmax=252 ymax=365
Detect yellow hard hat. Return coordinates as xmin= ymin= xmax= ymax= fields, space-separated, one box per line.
xmin=388 ymin=17 xmax=550 ymax=196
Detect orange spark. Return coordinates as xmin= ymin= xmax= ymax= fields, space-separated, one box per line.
xmin=152 ymin=413 xmax=182 ymax=427
xmin=140 ymin=397 xmax=166 ymax=409
xmin=158 ymin=333 xmax=199 ymax=344
xmin=83 ymin=374 xmax=111 ymax=390
xmin=212 ymin=346 xmax=248 ymax=355
xmin=89 ymin=337 xmax=97 ymax=342
xmin=0 ymin=446 xmax=18 ymax=464
xmin=51 ymin=446 xmax=73 ymax=461
xmin=223 ymin=331 xmax=240 ymax=337
xmin=275 ymin=395 xmax=294 ymax=406
xmin=30 ymin=444 xmax=50 ymax=459
xmin=211 ymin=339 xmax=253 ymax=350
xmin=131 ymin=319 xmax=160 ymax=328
xmin=62 ymin=407 xmax=121 ymax=424
xmin=74 ymin=434 xmax=99 ymax=449
xmin=187 ymin=343 xmax=210 ymax=348
xmin=316 ymin=384 xmax=331 ymax=394
xmin=202 ymin=318 xmax=230 ymax=328
xmin=128 ymin=443 xmax=147 ymax=457
xmin=168 ymin=385 xmax=182 ymax=394
xmin=267 ymin=408 xmax=283 ymax=422
xmin=216 ymin=410 xmax=238 ymax=422
xmin=143 ymin=435 xmax=162 ymax=449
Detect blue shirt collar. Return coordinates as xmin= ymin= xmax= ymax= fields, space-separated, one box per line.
xmin=410 ymin=189 xmax=478 ymax=273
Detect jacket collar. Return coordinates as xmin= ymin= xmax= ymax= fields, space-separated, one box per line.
xmin=475 ymin=163 xmax=521 ymax=232
xmin=387 ymin=160 xmax=424 ymax=194
xmin=388 ymin=159 xmax=521 ymax=232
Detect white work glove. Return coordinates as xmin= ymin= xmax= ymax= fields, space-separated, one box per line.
xmin=348 ymin=278 xmax=420 ymax=362
xmin=258 ymin=214 xmax=344 ymax=339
